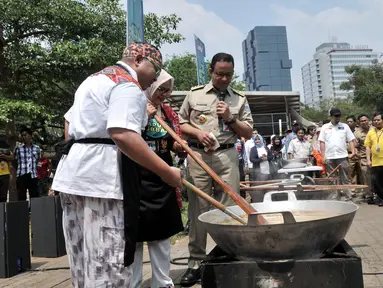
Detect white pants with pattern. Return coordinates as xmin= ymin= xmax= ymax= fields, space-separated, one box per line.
xmin=131 ymin=239 xmax=173 ymax=288
xmin=60 ymin=193 xmax=132 ymax=288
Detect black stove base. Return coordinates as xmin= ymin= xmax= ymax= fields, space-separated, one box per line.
xmin=201 ymin=240 xmax=363 ymax=288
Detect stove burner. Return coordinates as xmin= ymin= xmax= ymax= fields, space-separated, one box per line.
xmin=201 ymin=240 xmax=363 ymax=288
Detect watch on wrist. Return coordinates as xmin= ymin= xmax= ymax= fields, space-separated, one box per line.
xmin=225 ymin=116 xmax=236 ymax=125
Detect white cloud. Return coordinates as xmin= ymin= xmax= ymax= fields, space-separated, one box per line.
xmin=271 ymin=0 xmax=383 ymax=95
xmin=123 ymin=0 xmax=246 ymax=78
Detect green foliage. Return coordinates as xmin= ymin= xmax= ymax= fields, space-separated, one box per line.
xmin=0 ymin=0 xmax=184 ymax=144
xmin=144 ymin=13 xmax=185 ymax=48
xmin=164 ymin=53 xmax=246 ymax=91
xmin=164 ymin=53 xmax=198 ymax=90
xmin=301 ymin=98 xmax=372 ymax=123
xmin=340 ymin=62 xmax=383 ymax=111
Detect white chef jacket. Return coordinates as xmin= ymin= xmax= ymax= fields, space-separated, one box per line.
xmin=52 ymin=62 xmax=148 ymax=199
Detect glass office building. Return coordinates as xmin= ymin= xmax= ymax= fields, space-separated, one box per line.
xmin=242 ymin=26 xmax=292 ymax=91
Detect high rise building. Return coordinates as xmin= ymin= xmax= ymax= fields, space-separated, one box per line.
xmin=302 ymin=42 xmax=378 ymax=107
xmin=242 ymin=26 xmax=292 ymax=91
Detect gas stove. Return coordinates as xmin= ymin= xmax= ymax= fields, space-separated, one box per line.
xmin=201 ymin=240 xmax=363 ymax=288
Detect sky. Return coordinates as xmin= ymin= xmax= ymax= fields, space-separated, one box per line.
xmin=124 ymin=0 xmax=383 ymax=94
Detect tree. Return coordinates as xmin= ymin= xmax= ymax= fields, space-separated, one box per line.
xmin=144 ymin=13 xmax=185 ymax=48
xmin=164 ymin=53 xmax=246 ymax=91
xmin=301 ymin=98 xmax=372 ymax=123
xmin=0 ymin=0 xmax=184 ymax=141
xmin=340 ymin=62 xmax=383 ymax=111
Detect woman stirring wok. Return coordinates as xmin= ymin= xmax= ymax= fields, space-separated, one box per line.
xmin=131 ymin=70 xmax=184 ymax=288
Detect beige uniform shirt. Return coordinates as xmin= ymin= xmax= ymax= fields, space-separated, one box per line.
xmin=354 ymin=127 xmax=372 ymax=166
xmin=178 ymin=82 xmax=253 ymax=144
xmin=287 ymin=138 xmax=312 ymax=159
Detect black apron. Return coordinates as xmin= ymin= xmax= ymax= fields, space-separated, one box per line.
xmin=136 ymin=108 xmax=183 ymax=242
xmin=121 ymin=153 xmax=141 ymax=266
xmin=59 ymin=137 xmax=141 ymax=267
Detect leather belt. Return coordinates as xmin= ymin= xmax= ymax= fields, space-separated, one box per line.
xmin=190 ymin=143 xmax=234 ymax=150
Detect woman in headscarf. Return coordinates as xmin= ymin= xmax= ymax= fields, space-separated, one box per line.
xmin=249 ymin=133 xmax=273 ymax=181
xmin=131 ymin=70 xmax=184 ymax=288
xmin=270 ymin=136 xmax=285 ymax=160
xmin=269 ymin=135 xmax=286 ymax=179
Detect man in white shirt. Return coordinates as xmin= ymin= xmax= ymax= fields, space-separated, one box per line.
xmin=318 ymin=108 xmax=356 ymax=198
xmin=52 ymin=42 xmax=182 ymax=287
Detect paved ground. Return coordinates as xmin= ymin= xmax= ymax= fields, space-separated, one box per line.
xmin=0 ymin=203 xmax=382 ymax=287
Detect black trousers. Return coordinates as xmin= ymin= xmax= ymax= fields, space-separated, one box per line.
xmin=0 ymin=175 xmax=10 ymax=202
xmin=372 ymin=166 xmax=383 ymax=200
xmin=16 ymin=173 xmax=39 ymax=201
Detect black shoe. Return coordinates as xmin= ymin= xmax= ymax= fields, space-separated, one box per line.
xmin=180 ymin=268 xmax=201 ymax=287
xmin=367 ymin=197 xmax=375 ymax=205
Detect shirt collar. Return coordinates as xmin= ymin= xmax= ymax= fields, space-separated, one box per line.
xmin=203 ymin=81 xmax=232 ymax=96
xmin=117 ymin=61 xmax=138 ymax=81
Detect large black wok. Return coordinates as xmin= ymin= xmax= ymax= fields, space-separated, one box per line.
xmin=198 ymin=191 xmax=358 ymax=260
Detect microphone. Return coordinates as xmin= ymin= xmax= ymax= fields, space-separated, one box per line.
xmin=218 ymin=92 xmax=225 ymax=131
xmin=219 ymin=91 xmax=225 ymax=102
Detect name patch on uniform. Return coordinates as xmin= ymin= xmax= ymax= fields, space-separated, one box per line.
xmin=338 ymin=126 xmax=344 ymax=130
xmin=196 ymin=103 xmax=208 ymax=106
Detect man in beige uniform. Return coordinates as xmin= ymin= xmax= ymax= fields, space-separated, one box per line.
xmin=178 ymin=53 xmax=253 ymax=286
xmin=354 ymin=114 xmax=374 ymax=204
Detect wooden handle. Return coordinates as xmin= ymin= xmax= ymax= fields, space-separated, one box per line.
xmin=240 ymin=184 xmax=369 ymax=191
xmin=182 ymin=179 xmax=247 ymax=225
xmin=327 ymin=164 xmax=342 ymax=178
xmin=182 ymin=179 xmax=226 ymax=211
xmin=154 ymin=115 xmax=256 ymax=215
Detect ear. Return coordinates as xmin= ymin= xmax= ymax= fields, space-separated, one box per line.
xmin=134 ymin=54 xmax=144 ymax=66
xmin=209 ymin=67 xmax=213 ymax=74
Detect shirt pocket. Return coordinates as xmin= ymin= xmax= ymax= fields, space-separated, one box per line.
xmin=338 ymin=130 xmax=347 ymax=142
xmin=325 ymin=131 xmax=332 ymax=142
xmin=190 ymin=105 xmax=213 ymax=126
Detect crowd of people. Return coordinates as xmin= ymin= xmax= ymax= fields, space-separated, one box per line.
xmin=0 ymin=128 xmax=53 ymax=203
xmin=0 ymin=41 xmax=382 ymax=288
xmin=236 ymin=108 xmax=383 ymax=205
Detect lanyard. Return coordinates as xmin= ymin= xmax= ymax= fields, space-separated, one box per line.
xmin=375 ymin=128 xmax=383 ymax=142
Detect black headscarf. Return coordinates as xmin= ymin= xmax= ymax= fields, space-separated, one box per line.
xmin=271 ymin=136 xmax=283 ymax=152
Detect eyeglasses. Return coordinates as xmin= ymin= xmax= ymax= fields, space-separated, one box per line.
xmin=157 ymin=86 xmax=170 ymax=94
xmin=144 ymin=57 xmax=161 ymax=77
xmin=214 ymin=71 xmax=234 ymax=78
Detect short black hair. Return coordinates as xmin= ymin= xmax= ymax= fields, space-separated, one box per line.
xmin=297 ymin=127 xmax=306 ymax=134
xmin=307 ymin=125 xmax=316 ymax=131
xmin=358 ymin=114 xmax=369 ymax=121
xmin=20 ymin=127 xmax=33 ymax=135
xmin=346 ymin=115 xmax=356 ymax=122
xmin=210 ymin=53 xmax=234 ymax=70
xmin=373 ymin=112 xmax=383 ymax=119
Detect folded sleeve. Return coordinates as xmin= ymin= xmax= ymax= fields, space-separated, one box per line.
xmin=107 ymin=82 xmax=146 ymax=134
xmin=64 ymin=106 xmax=73 ymax=122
